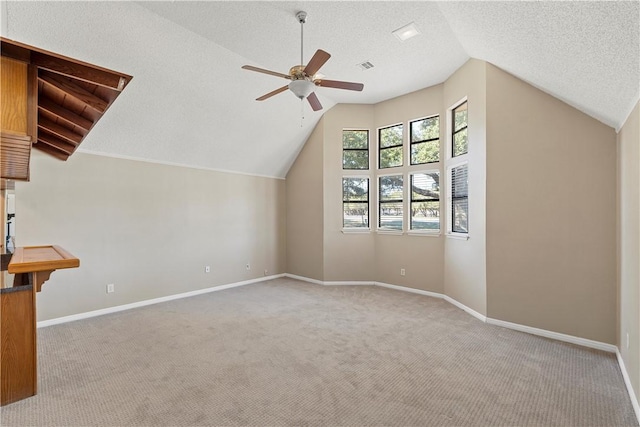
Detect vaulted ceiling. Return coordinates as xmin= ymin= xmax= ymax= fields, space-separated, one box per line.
xmin=2 ymin=1 xmax=638 ymax=178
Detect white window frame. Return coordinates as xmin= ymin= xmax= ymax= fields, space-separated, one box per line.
xmin=376 ymin=172 xmax=405 ymax=234
xmin=342 ymin=129 xmax=370 ymax=171
xmin=377 ymin=122 xmax=404 ymax=170
xmin=445 ymin=97 xmax=470 ymax=239
xmin=341 ymin=175 xmax=371 ymax=233
xmin=408 ymin=114 xmax=440 ymax=166
xmin=407 ymin=168 xmax=441 ymax=236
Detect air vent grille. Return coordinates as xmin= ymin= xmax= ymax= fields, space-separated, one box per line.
xmin=357 ymin=61 xmax=374 ymax=70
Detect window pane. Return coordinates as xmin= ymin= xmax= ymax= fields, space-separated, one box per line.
xmin=380 ymin=146 xmax=403 ymax=168
xmin=380 ymin=202 xmax=403 ymax=230
xmin=343 ymin=178 xmax=368 ymax=202
xmin=343 ymin=130 xmax=368 ymax=149
xmin=452 ymin=199 xmax=468 ymax=233
xmin=411 ymin=201 xmax=440 ymax=230
xmin=453 ymin=128 xmax=468 ymax=157
xmin=380 ymin=125 xmax=403 ymax=148
xmin=343 ymin=150 xmax=368 ymax=170
xmin=379 ymin=175 xmax=403 ymax=202
xmin=411 ymin=173 xmax=439 ymax=201
xmin=343 ymin=178 xmax=369 ymax=228
xmin=411 ymin=117 xmax=439 ymax=142
xmin=411 ymin=140 xmax=439 ymax=164
xmin=454 ymin=102 xmax=468 ymax=132
xmin=343 ymin=203 xmax=369 ymax=228
xmin=451 ymin=165 xmax=468 ymax=233
xmin=379 ymin=175 xmax=403 ymax=230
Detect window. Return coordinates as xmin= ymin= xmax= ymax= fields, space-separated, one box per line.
xmin=342 ymin=177 xmax=369 ymax=228
xmin=379 ymin=124 xmax=403 ymax=169
xmin=450 ymin=164 xmax=468 ymax=233
xmin=410 ymin=116 xmax=439 ymax=165
xmin=452 ymin=101 xmax=468 ymax=157
xmin=410 ymin=172 xmax=440 ymax=231
xmin=379 ymin=175 xmax=403 ymax=230
xmin=343 ymin=130 xmax=369 ymax=170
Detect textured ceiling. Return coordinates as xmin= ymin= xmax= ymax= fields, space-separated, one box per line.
xmin=2 ymin=1 xmax=638 ymax=178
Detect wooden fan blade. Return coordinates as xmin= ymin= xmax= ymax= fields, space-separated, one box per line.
xmin=303 ymin=49 xmax=331 ymax=77
xmin=256 ymin=85 xmax=289 ymax=101
xmin=316 ymin=79 xmax=364 ymax=91
xmin=307 ymin=91 xmax=322 ymax=111
xmin=242 ymin=65 xmax=291 ymax=80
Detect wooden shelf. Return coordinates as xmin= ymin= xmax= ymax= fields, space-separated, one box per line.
xmin=8 ymin=245 xmax=79 ymax=274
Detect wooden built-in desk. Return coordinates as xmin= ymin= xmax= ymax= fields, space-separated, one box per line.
xmin=1 ymin=245 xmax=79 ymax=406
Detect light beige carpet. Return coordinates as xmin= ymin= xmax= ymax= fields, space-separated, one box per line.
xmin=1 ymin=278 xmax=637 ymax=426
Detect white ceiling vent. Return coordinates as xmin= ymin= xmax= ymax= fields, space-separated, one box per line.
xmin=357 ymin=61 xmax=375 ymax=71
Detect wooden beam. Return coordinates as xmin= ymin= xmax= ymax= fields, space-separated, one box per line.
xmin=37 ymin=132 xmax=75 ymax=155
xmin=32 ymin=143 xmax=69 ymax=161
xmin=32 ymin=53 xmax=127 ymax=91
xmin=38 ymin=98 xmax=93 ymax=132
xmin=38 ymin=71 xmax=107 ymax=113
xmin=37 ymin=116 xmax=83 ymax=145
xmin=2 ymin=37 xmax=132 ymax=91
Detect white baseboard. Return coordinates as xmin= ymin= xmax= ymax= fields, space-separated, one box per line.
xmin=374 ymin=281 xmax=445 ymax=300
xmin=443 ymin=295 xmax=487 ymax=322
xmin=617 ymin=350 xmax=640 ymax=424
xmin=284 ymin=273 xmax=324 ymax=286
xmin=37 ymin=274 xmax=285 ymax=328
xmin=486 ymin=317 xmax=617 ymax=353
xmin=325 ymin=280 xmax=375 ymax=286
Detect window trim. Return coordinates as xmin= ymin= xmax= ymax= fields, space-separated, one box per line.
xmin=446 ymin=160 xmax=469 ymax=238
xmin=451 ymin=100 xmax=468 ymax=158
xmin=409 ymin=114 xmax=440 ymax=166
xmin=342 ymin=129 xmax=370 ymax=170
xmin=342 ymin=175 xmax=371 ymax=231
xmin=409 ymin=169 xmax=441 ymax=234
xmin=378 ymin=123 xmax=404 ymax=170
xmin=377 ymin=172 xmax=405 ymax=232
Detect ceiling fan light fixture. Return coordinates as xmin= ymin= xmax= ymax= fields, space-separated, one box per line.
xmin=392 ymin=22 xmax=421 ymax=41
xmin=289 ymin=79 xmax=315 ymax=99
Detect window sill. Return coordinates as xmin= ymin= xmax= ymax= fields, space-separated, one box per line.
xmin=445 ymin=232 xmax=470 ymax=240
xmin=376 ymin=229 xmax=403 ymax=236
xmin=407 ymin=231 xmax=441 ymax=237
xmin=342 ymin=228 xmax=371 ymax=234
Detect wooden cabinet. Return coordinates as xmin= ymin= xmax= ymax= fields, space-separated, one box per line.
xmin=0 ymin=245 xmax=79 ymax=406
xmin=0 ymin=285 xmax=36 ymax=406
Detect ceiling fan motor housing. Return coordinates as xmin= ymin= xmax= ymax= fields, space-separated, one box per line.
xmin=288 ymin=79 xmax=315 ymax=99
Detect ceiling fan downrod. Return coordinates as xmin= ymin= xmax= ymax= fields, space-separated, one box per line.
xmin=296 ymin=11 xmax=307 ymax=68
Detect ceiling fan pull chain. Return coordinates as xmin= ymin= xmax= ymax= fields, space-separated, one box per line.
xmin=300 ymin=99 xmax=305 ymax=127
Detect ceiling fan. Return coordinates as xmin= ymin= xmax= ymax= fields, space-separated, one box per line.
xmin=241 ymin=11 xmax=364 ymax=111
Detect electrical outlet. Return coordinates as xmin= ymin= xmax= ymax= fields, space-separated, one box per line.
xmin=246 ymin=263 xmax=250 ymax=270
xmin=264 ymin=269 xmax=268 ymax=276
xmin=400 ymin=268 xmax=406 ymax=276
xmin=205 ymin=266 xmax=210 ymax=273
xmin=106 ymin=283 xmax=115 ymax=294
xmin=627 ymin=333 xmax=630 ymax=349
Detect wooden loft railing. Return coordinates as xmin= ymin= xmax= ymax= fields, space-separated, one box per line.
xmin=1 ymin=37 xmax=133 ymax=179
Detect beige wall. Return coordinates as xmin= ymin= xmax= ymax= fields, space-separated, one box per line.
xmin=442 ymin=59 xmax=488 ymax=315
xmin=286 ymin=118 xmax=324 ymax=281
xmin=485 ymin=64 xmax=617 ymax=343
xmin=618 ymin=100 xmax=640 ymax=393
xmin=17 ymin=151 xmax=286 ymax=321
xmin=322 ymin=104 xmax=376 ymax=282
xmin=287 ymin=59 xmax=624 ymax=349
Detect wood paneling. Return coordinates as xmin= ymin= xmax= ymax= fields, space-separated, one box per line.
xmin=0 ymin=57 xmax=29 ymax=135
xmin=1 ymin=37 xmax=132 ymax=174
xmin=0 ymin=286 xmax=36 ymax=406
xmin=1 ymin=133 xmax=31 ymax=181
